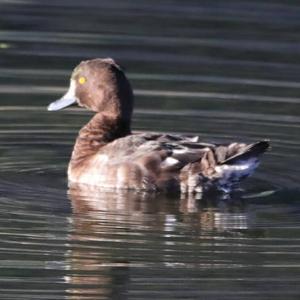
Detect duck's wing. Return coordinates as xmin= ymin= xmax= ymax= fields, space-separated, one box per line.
xmin=101 ymin=132 xmax=211 ymax=168
xmin=105 ymin=132 xmax=269 ymax=170
xmin=101 ymin=133 xmax=269 ymax=192
xmin=137 ymin=133 xmax=214 ymax=168
xmin=139 ymin=133 xmax=270 ymax=192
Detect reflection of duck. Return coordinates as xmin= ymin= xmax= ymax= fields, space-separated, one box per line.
xmin=66 ymin=185 xmax=252 ymax=299
xmin=65 ymin=176 xmax=269 ymax=299
xmin=48 ymin=58 xmax=269 ymax=195
xmin=68 ymin=184 xmax=250 ymax=234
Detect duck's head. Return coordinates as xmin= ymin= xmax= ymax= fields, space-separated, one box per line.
xmin=48 ymin=58 xmax=134 ymax=122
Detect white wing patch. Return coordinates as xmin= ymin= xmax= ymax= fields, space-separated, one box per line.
xmin=172 ymin=149 xmax=189 ymax=155
xmin=161 ymin=157 xmax=180 ymax=168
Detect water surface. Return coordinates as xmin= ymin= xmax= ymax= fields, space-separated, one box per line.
xmin=0 ymin=1 xmax=300 ymax=299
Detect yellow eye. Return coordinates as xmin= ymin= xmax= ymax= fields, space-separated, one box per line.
xmin=78 ymin=76 xmax=86 ymax=84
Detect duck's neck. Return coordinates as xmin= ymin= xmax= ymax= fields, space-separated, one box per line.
xmin=70 ymin=113 xmax=131 ymax=166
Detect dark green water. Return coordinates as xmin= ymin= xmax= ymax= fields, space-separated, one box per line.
xmin=0 ymin=1 xmax=300 ymax=299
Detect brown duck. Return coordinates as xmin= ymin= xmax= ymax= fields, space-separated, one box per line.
xmin=48 ymin=58 xmax=269 ymax=195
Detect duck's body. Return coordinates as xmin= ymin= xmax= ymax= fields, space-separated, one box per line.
xmin=48 ymin=58 xmax=269 ymax=195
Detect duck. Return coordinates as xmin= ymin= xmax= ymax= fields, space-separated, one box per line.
xmin=48 ymin=58 xmax=269 ymax=195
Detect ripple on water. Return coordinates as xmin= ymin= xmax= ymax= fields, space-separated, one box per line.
xmin=1 ymin=1 xmax=300 ymax=297
xmin=0 ymin=31 xmax=299 ymax=290
xmin=0 ymin=106 xmax=298 ymax=300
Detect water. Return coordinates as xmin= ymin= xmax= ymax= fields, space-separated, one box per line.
xmin=0 ymin=0 xmax=300 ymax=299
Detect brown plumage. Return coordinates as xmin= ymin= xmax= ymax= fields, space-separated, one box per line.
xmin=48 ymin=58 xmax=270 ymax=195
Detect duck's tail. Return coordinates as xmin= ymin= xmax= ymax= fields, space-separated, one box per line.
xmin=220 ymin=140 xmax=270 ymax=165
xmin=179 ymin=140 xmax=270 ymax=194
xmin=214 ymin=140 xmax=270 ymax=189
